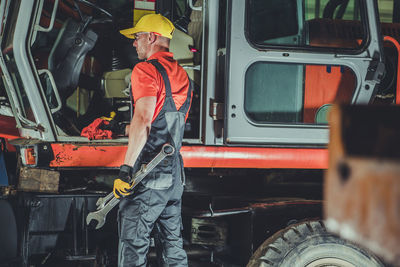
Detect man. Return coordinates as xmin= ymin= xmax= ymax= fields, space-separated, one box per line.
xmin=114 ymin=14 xmax=192 ymax=266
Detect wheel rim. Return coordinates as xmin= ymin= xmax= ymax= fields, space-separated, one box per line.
xmin=305 ymin=258 xmax=357 ymax=267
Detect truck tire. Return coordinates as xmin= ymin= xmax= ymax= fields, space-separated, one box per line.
xmin=247 ymin=220 xmax=384 ymax=267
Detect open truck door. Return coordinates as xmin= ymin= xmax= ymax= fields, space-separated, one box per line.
xmin=224 ymin=0 xmax=384 ymax=145
xmin=0 ymin=0 xmax=59 ymax=142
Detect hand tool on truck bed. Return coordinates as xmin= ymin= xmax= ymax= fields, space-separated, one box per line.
xmin=86 ymin=143 xmax=175 ymax=229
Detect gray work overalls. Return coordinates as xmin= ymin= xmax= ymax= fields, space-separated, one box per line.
xmin=118 ymin=59 xmax=192 ymax=267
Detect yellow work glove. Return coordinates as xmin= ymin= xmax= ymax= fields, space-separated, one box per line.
xmin=113 ymin=164 xmax=134 ymax=198
xmin=100 ymin=111 xmax=117 ymax=121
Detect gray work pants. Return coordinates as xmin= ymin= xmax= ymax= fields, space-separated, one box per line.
xmin=117 ymin=175 xmax=188 ymax=267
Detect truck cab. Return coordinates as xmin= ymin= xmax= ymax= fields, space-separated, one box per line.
xmin=0 ymin=0 xmax=396 ymax=266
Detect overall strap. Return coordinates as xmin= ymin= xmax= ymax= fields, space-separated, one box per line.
xmin=147 ymin=59 xmax=177 ymax=110
xmin=129 ymin=81 xmax=134 ymax=119
xmin=178 ymin=78 xmax=193 ymax=113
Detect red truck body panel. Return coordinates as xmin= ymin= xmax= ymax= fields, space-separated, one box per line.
xmin=50 ymin=144 xmax=328 ymax=169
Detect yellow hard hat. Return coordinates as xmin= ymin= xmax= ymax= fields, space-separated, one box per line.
xmin=120 ymin=14 xmax=175 ymax=39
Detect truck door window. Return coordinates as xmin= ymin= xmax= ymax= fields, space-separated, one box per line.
xmin=247 ymin=0 xmax=300 ymax=45
xmin=1 ymin=1 xmax=36 ymax=123
xmin=244 ymin=62 xmax=355 ymax=124
xmin=246 ymin=0 xmax=366 ymax=49
xmin=378 ymin=0 xmax=394 ymax=23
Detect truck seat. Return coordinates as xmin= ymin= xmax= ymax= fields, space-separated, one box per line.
xmin=48 ymin=18 xmax=98 ymax=99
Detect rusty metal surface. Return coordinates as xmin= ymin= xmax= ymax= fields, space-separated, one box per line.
xmin=18 ymin=167 xmax=60 ymax=193
xmin=324 ymin=105 xmax=400 ymax=264
xmin=49 ymin=144 xmax=329 ymax=169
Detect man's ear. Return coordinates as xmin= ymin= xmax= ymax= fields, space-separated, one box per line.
xmin=148 ymin=32 xmax=157 ymax=44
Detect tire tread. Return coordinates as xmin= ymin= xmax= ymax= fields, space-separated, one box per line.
xmin=247 ymin=220 xmax=383 ymax=267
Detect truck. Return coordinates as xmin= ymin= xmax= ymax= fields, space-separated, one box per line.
xmin=0 ymin=0 xmax=398 ymax=266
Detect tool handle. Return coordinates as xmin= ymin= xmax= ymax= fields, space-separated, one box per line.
xmin=96 ymin=192 xmax=114 ymax=209
xmin=130 ymin=144 xmax=175 ymax=185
